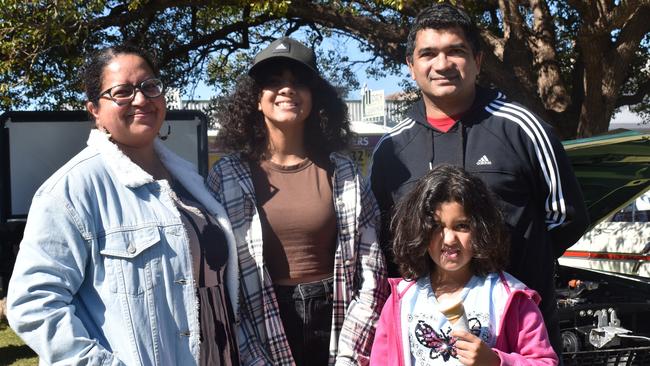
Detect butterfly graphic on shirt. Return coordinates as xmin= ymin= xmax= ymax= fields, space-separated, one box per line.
xmin=414 ymin=318 xmax=482 ymax=361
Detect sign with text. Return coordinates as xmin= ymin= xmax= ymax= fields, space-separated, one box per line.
xmin=362 ymin=89 xmax=385 ymax=119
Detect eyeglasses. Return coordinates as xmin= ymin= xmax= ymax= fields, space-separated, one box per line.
xmin=99 ymin=78 xmax=164 ymax=106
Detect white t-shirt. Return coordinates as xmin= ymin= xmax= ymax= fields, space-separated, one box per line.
xmin=401 ymin=273 xmax=507 ymax=365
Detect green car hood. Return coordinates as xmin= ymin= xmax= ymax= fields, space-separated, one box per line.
xmin=564 ymin=130 xmax=650 ymax=230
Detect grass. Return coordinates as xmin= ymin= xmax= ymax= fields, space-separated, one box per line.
xmin=0 ymin=319 xmax=38 ymax=366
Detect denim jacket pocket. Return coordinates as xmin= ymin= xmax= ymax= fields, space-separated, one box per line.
xmin=99 ymin=226 xmax=163 ymax=295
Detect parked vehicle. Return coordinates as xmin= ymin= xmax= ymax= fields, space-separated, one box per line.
xmin=557 ymin=130 xmax=650 ymax=365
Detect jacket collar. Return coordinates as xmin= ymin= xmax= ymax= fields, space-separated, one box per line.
xmin=87 ymin=129 xmax=157 ymax=188
xmin=407 ymin=85 xmax=497 ymax=127
xmin=87 ymin=128 xmax=199 ymax=189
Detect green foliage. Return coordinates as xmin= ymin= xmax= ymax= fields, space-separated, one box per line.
xmin=0 ymin=0 xmax=647 ymax=137
xmin=0 ymin=0 xmax=414 ymax=110
xmin=249 ymin=0 xmax=291 ymax=16
xmin=0 ymin=0 xmax=107 ymax=109
xmin=206 ymin=51 xmax=253 ymax=94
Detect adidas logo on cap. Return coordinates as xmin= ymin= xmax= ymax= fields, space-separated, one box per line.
xmin=249 ymin=37 xmax=318 ymax=77
xmin=273 ymin=42 xmax=290 ymax=53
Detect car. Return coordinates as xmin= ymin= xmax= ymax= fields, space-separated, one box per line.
xmin=557 ymin=130 xmax=650 ymax=365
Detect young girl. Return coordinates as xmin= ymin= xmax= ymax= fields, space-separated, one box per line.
xmin=370 ymin=164 xmax=558 ymax=366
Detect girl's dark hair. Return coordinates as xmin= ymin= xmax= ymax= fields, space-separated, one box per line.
xmin=391 ymin=164 xmax=509 ymax=280
xmin=82 ymin=44 xmax=159 ymax=106
xmin=215 ymin=60 xmax=352 ymax=160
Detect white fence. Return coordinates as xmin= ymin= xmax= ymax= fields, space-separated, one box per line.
xmin=345 ymin=99 xmax=406 ymax=127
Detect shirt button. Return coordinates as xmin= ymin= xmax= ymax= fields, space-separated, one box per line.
xmin=127 ymin=244 xmax=136 ymax=254
xmin=344 ymin=259 xmax=352 ymax=266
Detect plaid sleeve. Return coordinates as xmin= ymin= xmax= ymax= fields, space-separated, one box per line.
xmin=206 ymin=161 xmax=224 ymax=202
xmin=336 ymin=167 xmax=389 ymax=365
xmin=236 ymin=295 xmax=274 ymax=366
xmin=206 ymin=159 xmax=274 ymax=366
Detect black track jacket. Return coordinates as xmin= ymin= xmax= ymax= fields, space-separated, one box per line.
xmin=370 ymin=86 xmax=589 ymax=312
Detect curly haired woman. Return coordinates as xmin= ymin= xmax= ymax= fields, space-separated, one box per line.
xmin=207 ymin=37 xmax=388 ymax=366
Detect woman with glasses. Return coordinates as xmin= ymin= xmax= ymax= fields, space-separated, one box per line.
xmin=207 ymin=37 xmax=388 ymax=365
xmin=7 ymin=44 xmax=239 ymax=366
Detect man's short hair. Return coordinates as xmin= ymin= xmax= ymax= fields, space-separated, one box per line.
xmin=406 ymin=3 xmax=482 ymax=62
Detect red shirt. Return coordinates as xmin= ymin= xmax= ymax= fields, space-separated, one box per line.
xmin=427 ymin=114 xmax=462 ymax=132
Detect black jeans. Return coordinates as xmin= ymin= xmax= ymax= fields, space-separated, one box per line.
xmin=274 ymin=277 xmax=334 ymax=366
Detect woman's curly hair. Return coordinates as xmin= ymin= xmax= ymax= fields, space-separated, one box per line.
xmin=391 ymin=164 xmax=509 ymax=280
xmin=215 ymin=61 xmax=352 ymax=161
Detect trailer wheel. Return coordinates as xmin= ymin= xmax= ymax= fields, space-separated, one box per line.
xmin=562 ymin=330 xmax=581 ymax=353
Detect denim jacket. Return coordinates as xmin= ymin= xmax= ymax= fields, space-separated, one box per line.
xmin=7 ymin=129 xmax=239 ymax=366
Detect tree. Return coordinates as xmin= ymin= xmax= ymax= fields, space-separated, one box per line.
xmin=1 ymin=0 xmax=648 ymax=138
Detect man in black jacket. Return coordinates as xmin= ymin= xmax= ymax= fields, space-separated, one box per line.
xmin=370 ymin=3 xmax=589 ymax=358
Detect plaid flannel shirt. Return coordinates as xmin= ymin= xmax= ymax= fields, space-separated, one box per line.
xmin=207 ymin=152 xmax=388 ymax=366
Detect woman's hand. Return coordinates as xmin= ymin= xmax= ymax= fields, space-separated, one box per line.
xmin=451 ymin=329 xmax=500 ymax=366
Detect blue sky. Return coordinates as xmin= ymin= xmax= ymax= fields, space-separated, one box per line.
xmin=184 ymin=34 xmax=411 ymax=101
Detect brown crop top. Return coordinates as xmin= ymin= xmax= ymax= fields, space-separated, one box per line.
xmin=250 ymin=157 xmax=337 ymax=285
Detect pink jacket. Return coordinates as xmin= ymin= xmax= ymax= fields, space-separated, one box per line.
xmin=370 ymin=273 xmax=559 ymax=366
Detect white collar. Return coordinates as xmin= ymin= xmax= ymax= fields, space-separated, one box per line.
xmin=86 ymin=128 xmax=197 ymax=188
xmin=87 ymin=129 xmax=156 ymax=187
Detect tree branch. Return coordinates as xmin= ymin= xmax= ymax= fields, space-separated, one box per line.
xmin=157 ymin=13 xmax=273 ymax=66
xmin=606 ymin=0 xmax=650 ymax=29
xmin=495 ymin=0 xmax=537 ymax=95
xmin=480 ymin=29 xmax=505 ymax=60
xmin=528 ymin=0 xmax=570 ymax=112
xmin=602 ymin=3 xmax=650 ymax=110
xmin=615 ymin=79 xmax=650 ymax=107
xmin=286 ymin=0 xmax=408 ymax=63
xmin=90 ymin=0 xmax=230 ymax=30
xmin=612 ymin=4 xmax=650 ymax=64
